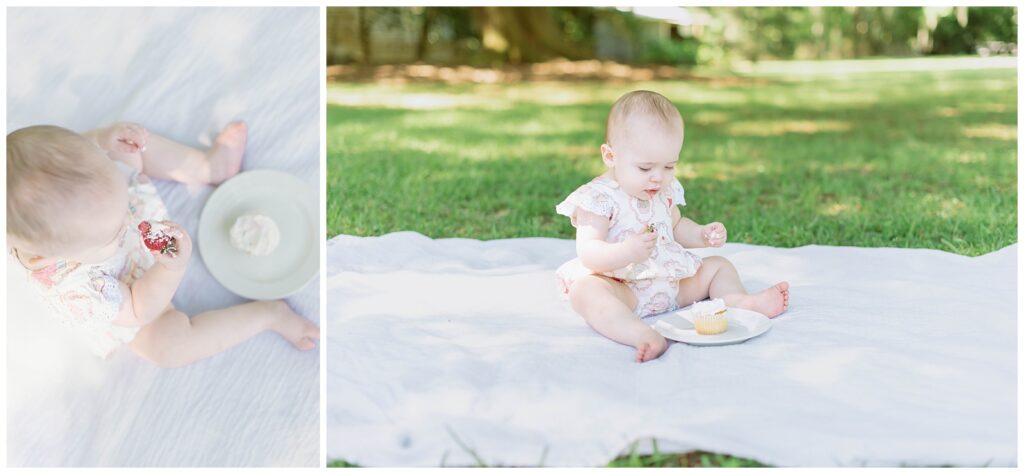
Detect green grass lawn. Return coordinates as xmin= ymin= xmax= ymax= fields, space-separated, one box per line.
xmin=325 ymin=57 xmax=1017 ymax=467
xmin=327 ymin=57 xmax=1016 ymax=256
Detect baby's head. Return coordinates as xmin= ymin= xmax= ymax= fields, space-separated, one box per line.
xmin=7 ymin=125 xmax=130 ymax=263
xmin=601 ymin=90 xmax=684 ymax=200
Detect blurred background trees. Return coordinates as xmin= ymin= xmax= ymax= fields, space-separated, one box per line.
xmin=326 ymin=6 xmax=1017 ymax=66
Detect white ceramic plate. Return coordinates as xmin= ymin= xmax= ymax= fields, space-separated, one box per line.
xmin=652 ymin=307 xmax=772 ymax=346
xmin=198 ymin=170 xmax=318 ymax=300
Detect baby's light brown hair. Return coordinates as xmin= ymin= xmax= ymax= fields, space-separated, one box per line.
xmin=605 ymin=90 xmax=684 ymax=148
xmin=7 ymin=125 xmax=120 ymax=254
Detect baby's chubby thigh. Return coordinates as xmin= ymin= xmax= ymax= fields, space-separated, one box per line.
xmin=567 ymin=274 xmax=638 ymax=318
xmin=128 ymin=304 xmax=190 ymax=368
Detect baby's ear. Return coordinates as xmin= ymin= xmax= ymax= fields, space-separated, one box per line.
xmin=600 ymin=144 xmax=615 ymax=167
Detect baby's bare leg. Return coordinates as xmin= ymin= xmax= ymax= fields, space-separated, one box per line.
xmin=676 ymin=256 xmax=790 ymax=318
xmin=129 ymin=300 xmax=319 ymax=368
xmin=569 ymin=274 xmax=668 ymax=363
xmin=120 ymin=122 xmax=247 ymax=185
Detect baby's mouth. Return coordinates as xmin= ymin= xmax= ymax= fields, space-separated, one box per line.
xmin=644 ymin=188 xmax=660 ymax=198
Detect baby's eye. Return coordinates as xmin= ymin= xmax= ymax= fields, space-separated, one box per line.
xmin=638 ymin=166 xmax=652 ymax=172
xmin=665 ymin=165 xmax=676 ymax=170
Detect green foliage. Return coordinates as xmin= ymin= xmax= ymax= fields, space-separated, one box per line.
xmin=327 ymin=59 xmax=1017 ymax=257
xmin=724 ymin=7 xmax=815 ymax=61
xmin=967 ymin=7 xmax=1018 ymax=42
xmin=640 ymin=37 xmax=701 ymax=65
xmin=551 ymin=7 xmax=598 ymax=45
xmin=331 ymin=7 xmax=1017 ymax=66
xmin=932 ymin=14 xmax=975 ymax=55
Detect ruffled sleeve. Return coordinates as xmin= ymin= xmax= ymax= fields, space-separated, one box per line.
xmin=668 ymin=178 xmax=686 ymax=207
xmin=555 ymin=179 xmax=618 ymax=227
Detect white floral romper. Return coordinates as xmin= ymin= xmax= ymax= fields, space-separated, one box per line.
xmin=556 ymin=176 xmax=702 ymax=318
xmin=15 ymin=162 xmax=171 ymax=358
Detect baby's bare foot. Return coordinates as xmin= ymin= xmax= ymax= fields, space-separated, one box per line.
xmin=635 ymin=331 xmax=669 ymax=363
xmin=267 ymin=300 xmax=320 ymax=351
xmin=733 ymin=282 xmax=789 ymax=318
xmin=206 ymin=121 xmax=247 ymax=184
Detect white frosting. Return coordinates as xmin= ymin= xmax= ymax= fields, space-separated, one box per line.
xmin=229 ymin=213 xmax=280 ymax=256
xmin=690 ymin=298 xmax=727 ymax=317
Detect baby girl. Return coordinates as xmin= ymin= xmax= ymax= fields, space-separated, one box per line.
xmin=7 ymin=122 xmax=320 ymax=367
xmin=556 ymin=90 xmax=790 ymax=363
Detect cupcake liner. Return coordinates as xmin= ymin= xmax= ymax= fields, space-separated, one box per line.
xmin=693 ymin=311 xmax=728 ymax=335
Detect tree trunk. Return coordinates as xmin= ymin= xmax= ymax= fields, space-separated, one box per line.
xmin=473 ymin=7 xmax=591 ymax=63
xmin=415 ymin=8 xmax=434 ymax=62
xmin=358 ymin=7 xmax=372 ymax=64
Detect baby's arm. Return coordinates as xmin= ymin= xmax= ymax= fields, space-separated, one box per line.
xmin=671 ymin=206 xmax=727 ymax=248
xmin=82 ymin=123 xmax=147 ymax=172
xmin=85 ymin=121 xmax=246 ymax=185
xmin=575 ymin=209 xmax=657 ymax=272
xmin=111 ymin=222 xmax=192 ymax=328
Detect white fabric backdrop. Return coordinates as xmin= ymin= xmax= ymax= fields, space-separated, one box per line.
xmin=326 ymin=232 xmax=1016 ymax=467
xmin=7 ymin=7 xmax=319 ymax=467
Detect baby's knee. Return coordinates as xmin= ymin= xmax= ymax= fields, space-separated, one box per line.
xmin=131 ymin=340 xmax=185 ymax=368
xmin=703 ymin=255 xmax=735 ymax=270
xmin=567 ymin=275 xmax=607 ymax=301
xmin=129 ymin=310 xmax=190 ymax=368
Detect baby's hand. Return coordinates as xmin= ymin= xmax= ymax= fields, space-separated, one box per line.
xmin=96 ymin=122 xmax=148 ymax=154
xmin=702 ymin=222 xmax=727 ymax=248
xmin=143 ymin=221 xmax=192 ymax=271
xmin=622 ymin=231 xmax=658 ymax=264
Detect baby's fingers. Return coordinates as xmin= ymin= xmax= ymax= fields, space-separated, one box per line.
xmin=124 ymin=123 xmax=149 ymax=151
xmin=114 ymin=124 xmax=148 ymax=153
xmin=158 ymin=220 xmax=190 ymax=242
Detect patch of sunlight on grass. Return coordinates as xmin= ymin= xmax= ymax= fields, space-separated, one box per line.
xmin=737 ymin=56 xmax=1017 ymax=79
xmin=402 ymin=137 xmax=450 ymax=155
xmin=950 ymin=151 xmax=989 ymax=164
xmin=327 ymin=87 xmax=509 ymax=110
xmin=939 ymin=198 xmax=967 ymax=218
xmin=677 ymin=163 xmax=699 ymax=180
xmin=922 ymin=194 xmax=968 ymax=218
xmin=820 ymin=162 xmax=877 ymax=174
xmin=727 ymin=120 xmax=852 ymax=136
xmin=561 ymin=144 xmax=599 ymax=159
xmin=690 ymin=110 xmax=730 ymax=126
xmin=656 ymin=87 xmax=748 ymax=105
xmin=962 ymin=103 xmax=1010 ymax=113
xmin=502 ymin=85 xmax=598 ymax=105
xmin=821 ymin=201 xmax=861 ymax=217
xmin=963 ymin=123 xmax=1017 ymax=141
xmin=935 ymin=107 xmax=962 ymax=117
xmin=701 ymin=161 xmax=772 ymax=181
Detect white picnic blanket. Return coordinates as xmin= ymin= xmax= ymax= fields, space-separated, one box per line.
xmin=7 ymin=7 xmax=319 ymax=467
xmin=326 ymin=232 xmax=1017 ymax=467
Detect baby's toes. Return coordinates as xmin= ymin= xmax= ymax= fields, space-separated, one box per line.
xmin=635 ymin=344 xmax=648 ymax=363
xmin=297 ymin=337 xmax=317 ymax=351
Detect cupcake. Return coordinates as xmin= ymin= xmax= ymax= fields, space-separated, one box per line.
xmin=691 ymin=298 xmax=729 ymax=335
